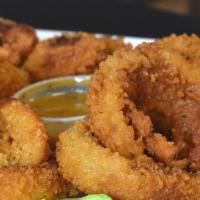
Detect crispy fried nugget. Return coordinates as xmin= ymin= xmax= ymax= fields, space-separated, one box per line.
xmin=57 ymin=121 xmax=200 ymax=200
xmin=0 ymin=99 xmax=49 ymax=165
xmin=24 ymin=33 xmax=126 ymax=81
xmin=0 ymin=62 xmax=29 ymax=97
xmin=0 ymin=163 xmax=79 ymax=200
xmin=0 ymin=17 xmax=37 ymax=66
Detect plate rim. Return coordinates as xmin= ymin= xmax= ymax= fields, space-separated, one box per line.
xmin=36 ymin=29 xmax=154 ymax=46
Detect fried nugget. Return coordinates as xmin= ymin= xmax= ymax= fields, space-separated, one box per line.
xmin=0 ymin=62 xmax=29 ymax=97
xmin=0 ymin=17 xmax=37 ymax=66
xmin=24 ymin=33 xmax=126 ymax=81
xmin=0 ymin=163 xmax=79 ymax=200
xmin=0 ymin=99 xmax=49 ymax=166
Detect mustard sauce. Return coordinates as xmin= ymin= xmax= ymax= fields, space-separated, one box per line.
xmin=29 ymin=93 xmax=89 ymax=118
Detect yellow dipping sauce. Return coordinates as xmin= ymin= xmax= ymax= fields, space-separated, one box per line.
xmin=29 ymin=93 xmax=89 ymax=118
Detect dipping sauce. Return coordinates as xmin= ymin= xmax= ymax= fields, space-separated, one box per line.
xmin=29 ymin=93 xmax=89 ymax=118
xmin=14 ymin=75 xmax=90 ymax=146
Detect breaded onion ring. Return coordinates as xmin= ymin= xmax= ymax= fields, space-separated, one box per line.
xmin=135 ymin=36 xmax=200 ymax=166
xmin=24 ymin=33 xmax=125 ymax=81
xmin=0 ymin=17 xmax=37 ymax=66
xmin=0 ymin=99 xmax=49 ymax=166
xmin=0 ymin=163 xmax=79 ymax=200
xmin=88 ymin=35 xmax=200 ymax=167
xmin=0 ymin=62 xmax=29 ymax=98
xmin=87 ymin=47 xmax=176 ymax=163
xmin=57 ymin=122 xmax=164 ymax=200
xmin=57 ymin=122 xmax=200 ymax=200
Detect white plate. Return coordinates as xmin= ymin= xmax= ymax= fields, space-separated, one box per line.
xmin=37 ymin=29 xmax=154 ymax=46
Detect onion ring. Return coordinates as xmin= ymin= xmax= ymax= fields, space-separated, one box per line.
xmin=87 ymin=35 xmax=200 ymax=167
xmin=0 ymin=99 xmax=49 ymax=166
xmin=0 ymin=163 xmax=79 ymax=200
xmin=57 ymin=121 xmax=200 ymax=200
xmin=136 ymin=35 xmax=200 ymax=166
xmin=0 ymin=17 xmax=37 ymax=66
xmin=87 ymin=47 xmax=177 ymax=164
xmin=24 ymin=33 xmax=125 ymax=81
xmin=0 ymin=62 xmax=29 ymax=98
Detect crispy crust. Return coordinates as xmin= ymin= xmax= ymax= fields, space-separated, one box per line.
xmin=24 ymin=33 xmax=126 ymax=81
xmin=0 ymin=17 xmax=37 ymax=66
xmin=87 ymin=47 xmax=170 ymax=161
xmin=87 ymin=47 xmax=150 ymax=158
xmin=0 ymin=163 xmax=79 ymax=200
xmin=0 ymin=99 xmax=49 ymax=165
xmin=57 ymin=121 xmax=200 ymax=200
xmin=87 ymin=35 xmax=200 ymax=167
xmin=57 ymin=122 xmax=165 ymax=200
xmin=136 ymin=35 xmax=200 ymax=166
xmin=0 ymin=62 xmax=29 ymax=97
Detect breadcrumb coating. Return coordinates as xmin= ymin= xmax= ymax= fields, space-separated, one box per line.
xmin=0 ymin=99 xmax=49 ymax=166
xmin=0 ymin=17 xmax=37 ymax=66
xmin=24 ymin=33 xmax=126 ymax=81
xmin=0 ymin=163 xmax=79 ymax=200
xmin=57 ymin=122 xmax=200 ymax=200
xmin=0 ymin=62 xmax=29 ymax=97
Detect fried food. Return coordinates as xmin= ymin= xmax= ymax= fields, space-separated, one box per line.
xmin=0 ymin=62 xmax=29 ymax=98
xmin=0 ymin=99 xmax=49 ymax=166
xmin=57 ymin=122 xmax=164 ymax=200
xmin=87 ymin=47 xmax=174 ymax=162
xmin=87 ymin=47 xmax=149 ymax=158
xmin=24 ymin=33 xmax=126 ymax=81
xmin=0 ymin=17 xmax=37 ymax=66
xmin=155 ymin=33 xmax=200 ymax=61
xmin=87 ymin=35 xmax=200 ymax=168
xmin=0 ymin=163 xmax=79 ymax=200
xmin=57 ymin=121 xmax=200 ymax=200
xmin=136 ymin=35 xmax=200 ymax=167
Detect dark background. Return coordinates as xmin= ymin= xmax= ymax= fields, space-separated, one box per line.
xmin=1 ymin=0 xmax=200 ymax=38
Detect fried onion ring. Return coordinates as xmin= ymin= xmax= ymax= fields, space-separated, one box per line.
xmin=24 ymin=33 xmax=125 ymax=81
xmin=57 ymin=121 xmax=200 ymax=200
xmin=87 ymin=47 xmax=177 ymax=163
xmin=0 ymin=17 xmax=37 ymax=66
xmin=136 ymin=35 xmax=200 ymax=166
xmin=0 ymin=99 xmax=49 ymax=166
xmin=88 ymin=35 xmax=200 ymax=167
xmin=0 ymin=62 xmax=29 ymax=98
xmin=0 ymin=163 xmax=79 ymax=200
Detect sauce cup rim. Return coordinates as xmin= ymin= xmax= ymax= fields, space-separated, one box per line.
xmin=43 ymin=115 xmax=86 ymax=122
xmin=13 ymin=75 xmax=91 ymax=99
xmin=13 ymin=75 xmax=90 ymax=121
